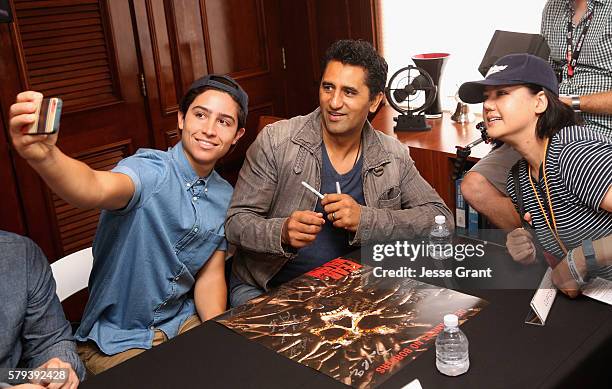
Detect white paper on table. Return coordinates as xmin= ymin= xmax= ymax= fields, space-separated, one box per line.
xmin=400 ymin=378 xmax=423 ymax=389
xmin=525 ymin=267 xmax=558 ymax=326
xmin=582 ymin=277 xmax=612 ymax=305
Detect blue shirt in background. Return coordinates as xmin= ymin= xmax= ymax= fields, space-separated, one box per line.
xmin=270 ymin=143 xmax=365 ymax=286
xmin=75 ymin=142 xmax=231 ymax=355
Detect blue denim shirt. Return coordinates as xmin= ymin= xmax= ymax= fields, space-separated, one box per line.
xmin=0 ymin=231 xmax=85 ymax=382
xmin=75 ymin=142 xmax=231 ymax=355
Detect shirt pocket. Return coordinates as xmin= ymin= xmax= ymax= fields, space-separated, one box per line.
xmin=179 ymin=229 xmax=225 ymax=275
xmin=377 ymin=185 xmax=401 ymax=209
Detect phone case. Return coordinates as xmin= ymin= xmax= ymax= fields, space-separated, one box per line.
xmin=26 ymin=96 xmax=62 ymax=135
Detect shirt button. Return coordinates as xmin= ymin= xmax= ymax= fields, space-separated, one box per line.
xmin=194 ymin=227 xmax=199 ymax=232
xmin=186 ymin=183 xmax=191 ymax=188
xmin=174 ymin=276 xmax=179 ymax=281
xmin=150 ymin=326 xmax=154 ymax=330
xmin=192 ymin=196 xmax=198 ymax=202
xmin=204 ymin=188 xmax=208 ymax=192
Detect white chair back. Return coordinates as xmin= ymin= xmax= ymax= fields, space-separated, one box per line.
xmin=50 ymin=247 xmax=94 ymax=302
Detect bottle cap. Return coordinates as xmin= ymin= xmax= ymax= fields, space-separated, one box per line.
xmin=444 ymin=314 xmax=458 ymax=327
xmin=435 ymin=215 xmax=446 ymax=225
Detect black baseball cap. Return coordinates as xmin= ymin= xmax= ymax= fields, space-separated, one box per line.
xmin=188 ymin=74 xmax=249 ymax=118
xmin=458 ymin=53 xmax=558 ymax=104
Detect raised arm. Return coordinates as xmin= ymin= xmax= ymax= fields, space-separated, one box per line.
xmin=9 ymin=91 xmax=134 ymax=210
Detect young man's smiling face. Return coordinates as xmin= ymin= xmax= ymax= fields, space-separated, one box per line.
xmin=178 ymin=89 xmax=245 ymax=177
xmin=319 ymin=60 xmax=383 ymax=138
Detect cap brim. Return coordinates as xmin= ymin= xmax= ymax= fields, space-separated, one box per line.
xmin=458 ymin=79 xmax=524 ymax=104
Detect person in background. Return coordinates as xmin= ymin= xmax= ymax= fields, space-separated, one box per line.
xmin=458 ymin=53 xmax=612 ymax=298
xmin=460 ymin=0 xmax=612 ymax=231
xmin=8 ymin=75 xmax=247 ymax=374
xmin=0 ymin=230 xmax=84 ymax=388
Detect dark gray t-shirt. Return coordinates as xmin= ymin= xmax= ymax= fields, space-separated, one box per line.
xmin=270 ymin=144 xmax=365 ymax=286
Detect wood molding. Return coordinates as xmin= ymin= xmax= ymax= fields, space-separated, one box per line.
xmin=144 ymin=0 xmax=179 ymax=117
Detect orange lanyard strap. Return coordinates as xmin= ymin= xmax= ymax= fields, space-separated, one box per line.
xmin=527 ymin=139 xmax=568 ymax=255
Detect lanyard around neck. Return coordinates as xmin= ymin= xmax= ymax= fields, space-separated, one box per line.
xmin=566 ymin=2 xmax=594 ymax=78
xmin=527 ymin=138 xmax=568 ymax=255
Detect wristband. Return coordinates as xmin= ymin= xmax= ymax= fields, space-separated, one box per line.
xmin=566 ymin=249 xmax=587 ymax=288
xmin=571 ymin=95 xmax=581 ymax=112
xmin=582 ymin=240 xmax=597 ymax=282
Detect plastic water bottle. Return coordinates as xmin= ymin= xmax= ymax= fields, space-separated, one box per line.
xmin=435 ymin=314 xmax=470 ymax=376
xmin=429 ymin=215 xmax=452 ymax=260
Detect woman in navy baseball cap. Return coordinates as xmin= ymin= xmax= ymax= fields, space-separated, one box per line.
xmin=459 ymin=53 xmax=612 ymax=298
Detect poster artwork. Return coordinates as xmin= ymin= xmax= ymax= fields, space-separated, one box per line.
xmin=217 ymin=258 xmax=487 ymax=388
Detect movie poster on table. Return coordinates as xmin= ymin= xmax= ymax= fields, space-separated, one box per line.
xmin=217 ymin=258 xmax=487 ymax=388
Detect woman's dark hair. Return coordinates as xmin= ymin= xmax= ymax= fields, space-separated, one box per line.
xmin=179 ymin=84 xmax=246 ymax=129
xmin=322 ymin=39 xmax=388 ymax=100
xmin=526 ymin=84 xmax=580 ymax=139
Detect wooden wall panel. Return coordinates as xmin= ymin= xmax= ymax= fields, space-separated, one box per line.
xmin=14 ymin=0 xmax=121 ymax=112
xmin=202 ymin=0 xmax=268 ymax=76
xmin=171 ymin=0 xmax=209 ymax=94
xmin=144 ymin=0 xmax=179 ymax=116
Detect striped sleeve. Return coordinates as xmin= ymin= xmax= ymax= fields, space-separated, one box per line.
xmin=558 ymin=140 xmax=612 ymax=211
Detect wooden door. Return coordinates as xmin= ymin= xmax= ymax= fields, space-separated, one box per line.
xmin=279 ymin=0 xmax=380 ymax=118
xmin=132 ymin=0 xmax=286 ymax=185
xmin=0 ymin=0 xmax=152 ymax=259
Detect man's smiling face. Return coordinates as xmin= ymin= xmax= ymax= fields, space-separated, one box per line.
xmin=319 ymin=60 xmax=382 ymax=137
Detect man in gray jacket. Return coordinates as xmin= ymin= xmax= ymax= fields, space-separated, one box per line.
xmin=226 ymin=40 xmax=452 ymax=307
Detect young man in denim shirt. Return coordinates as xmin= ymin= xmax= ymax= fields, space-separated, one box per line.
xmin=9 ymin=75 xmax=247 ymax=374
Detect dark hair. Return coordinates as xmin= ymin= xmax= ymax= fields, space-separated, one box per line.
xmin=178 ymin=83 xmax=247 ymax=129
xmin=525 ymin=84 xmax=580 ymax=139
xmin=322 ymin=39 xmax=388 ymax=100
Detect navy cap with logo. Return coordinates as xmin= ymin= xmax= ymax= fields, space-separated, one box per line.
xmin=459 ymin=53 xmax=558 ymax=104
xmin=188 ymin=74 xmax=248 ymax=118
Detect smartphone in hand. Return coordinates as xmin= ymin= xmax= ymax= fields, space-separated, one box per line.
xmin=26 ymin=96 xmax=63 ymax=135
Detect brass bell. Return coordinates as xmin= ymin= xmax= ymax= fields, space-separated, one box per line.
xmin=451 ymin=102 xmax=475 ymax=124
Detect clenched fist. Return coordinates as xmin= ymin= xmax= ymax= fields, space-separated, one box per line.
xmin=281 ymin=210 xmax=325 ymax=249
